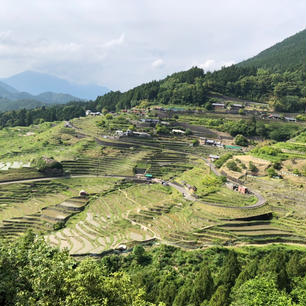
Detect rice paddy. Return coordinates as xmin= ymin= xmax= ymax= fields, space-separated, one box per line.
xmin=0 ymin=116 xmax=305 ymax=255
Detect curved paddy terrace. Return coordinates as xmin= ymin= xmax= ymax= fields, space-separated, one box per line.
xmin=0 ymin=118 xmax=304 ymax=255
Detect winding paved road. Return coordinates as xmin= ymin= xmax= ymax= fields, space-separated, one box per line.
xmin=202 ymin=158 xmax=266 ymax=208
xmin=70 ymin=121 xmax=268 ymax=209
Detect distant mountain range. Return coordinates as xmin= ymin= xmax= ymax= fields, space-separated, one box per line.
xmin=0 ymin=71 xmax=109 ymax=112
xmin=1 ymin=71 xmax=109 ymax=100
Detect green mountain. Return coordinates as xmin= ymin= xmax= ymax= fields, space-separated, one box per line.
xmin=93 ymin=29 xmax=306 ymax=113
xmin=0 ymin=29 xmax=305 ymax=127
xmin=238 ymin=29 xmax=306 ymax=71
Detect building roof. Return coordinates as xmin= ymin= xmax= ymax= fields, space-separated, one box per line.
xmin=172 ymin=129 xmax=186 ymax=134
xmin=209 ymin=154 xmax=220 ymax=159
xmin=225 ymin=145 xmax=242 ymax=150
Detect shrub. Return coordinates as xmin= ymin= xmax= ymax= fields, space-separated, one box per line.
xmin=105 ymin=113 xmax=113 ymax=120
xmin=293 ymin=169 xmax=301 ymax=176
xmin=256 ymin=146 xmax=282 ymax=156
xmin=192 ymin=139 xmax=199 ymax=146
xmin=156 ymin=124 xmax=170 ymax=135
xmin=185 ymin=128 xmax=193 ymax=136
xmin=31 ymin=157 xmax=63 ymax=174
xmin=235 ymin=134 xmax=249 ymax=146
xmin=249 ymin=161 xmax=258 ymax=173
xmin=215 ymin=153 xmax=233 ymax=168
xmin=272 ymin=162 xmax=282 ymax=170
xmin=296 ymin=114 xmax=306 ymax=121
xmin=267 ymin=167 xmax=277 ymax=177
xmin=226 ymin=161 xmax=241 ymax=172
xmin=269 ymin=128 xmax=291 ymax=141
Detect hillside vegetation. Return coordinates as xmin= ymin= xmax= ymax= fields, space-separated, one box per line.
xmin=1 ymin=232 xmax=305 ymax=306
xmin=238 ymin=29 xmax=306 ymax=71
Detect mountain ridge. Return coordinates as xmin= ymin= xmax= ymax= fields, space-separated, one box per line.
xmin=1 ymin=70 xmax=109 ymax=100
xmin=0 ymin=80 xmax=83 ymax=111
xmin=238 ymin=29 xmax=306 ymax=71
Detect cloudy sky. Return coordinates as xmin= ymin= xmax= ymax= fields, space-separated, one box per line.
xmin=0 ymin=0 xmax=305 ymax=91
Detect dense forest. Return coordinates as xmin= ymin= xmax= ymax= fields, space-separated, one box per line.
xmin=238 ymin=29 xmax=306 ymax=72
xmin=0 ymin=232 xmax=305 ymax=306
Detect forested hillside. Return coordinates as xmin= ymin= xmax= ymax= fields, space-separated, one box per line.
xmin=1 ymin=232 xmax=305 ymax=306
xmin=93 ymin=30 xmax=306 ymax=112
xmin=238 ymin=29 xmax=306 ymax=72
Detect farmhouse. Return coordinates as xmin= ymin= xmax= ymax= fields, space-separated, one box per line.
xmin=231 ymin=104 xmax=243 ymax=109
xmin=238 ymin=185 xmax=248 ymax=194
xmin=209 ymin=154 xmax=220 ymax=161
xmin=115 ymin=129 xmax=151 ymax=138
xmin=116 ymin=244 xmax=127 ymax=251
xmin=284 ymin=117 xmax=296 ymax=122
xmin=85 ymin=110 xmax=101 ymax=116
xmin=131 ymin=109 xmax=146 ymax=115
xmin=139 ymin=118 xmax=159 ymax=127
xmin=115 ymin=130 xmax=125 ymax=137
xmin=160 ymin=121 xmax=170 ymax=125
xmin=79 ymin=190 xmax=88 ymax=197
xmin=199 ymin=137 xmax=223 ymax=147
xmin=268 ymin=114 xmax=282 ymax=120
xmin=172 ymin=129 xmax=186 ymax=135
xmin=133 ymin=132 xmax=151 ymax=138
xmin=140 ymin=118 xmax=159 ymax=124
xmin=186 ymin=184 xmax=197 ymax=193
xmin=212 ymin=103 xmax=225 ymax=109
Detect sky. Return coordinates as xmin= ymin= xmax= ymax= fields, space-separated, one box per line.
xmin=0 ymin=0 xmax=305 ymax=91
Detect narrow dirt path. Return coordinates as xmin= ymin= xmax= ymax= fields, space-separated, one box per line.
xmin=118 ymin=188 xmax=158 ymax=240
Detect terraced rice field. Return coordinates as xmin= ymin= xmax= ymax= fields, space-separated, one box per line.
xmin=45 ymin=183 xmax=171 ymax=255
xmin=0 ymin=180 xmax=69 ymax=210
xmin=0 ymin=195 xmax=89 ymax=240
xmin=201 ymin=188 xmax=257 ymax=207
xmin=1 ymin=119 xmax=305 ymax=255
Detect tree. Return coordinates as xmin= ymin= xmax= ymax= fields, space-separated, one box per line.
xmin=209 ymin=285 xmax=229 ymax=306
xmin=267 ymin=167 xmax=277 ymax=177
xmin=234 ymin=134 xmax=249 ymax=146
xmin=218 ymin=252 xmax=240 ymax=287
xmin=173 ymin=285 xmax=192 ymax=306
xmin=190 ymin=265 xmax=214 ymax=306
xmin=230 ymin=276 xmax=293 ymax=306
xmin=226 ymin=161 xmax=241 ymax=172
xmin=185 ymin=128 xmax=192 ymax=136
xmin=133 ymin=245 xmax=151 ymax=265
xmin=248 ymin=161 xmax=258 ymax=173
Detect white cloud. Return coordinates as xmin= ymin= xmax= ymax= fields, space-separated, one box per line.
xmin=198 ymin=59 xmax=235 ymax=72
xmin=0 ymin=0 xmax=304 ymax=90
xmin=103 ymin=33 xmax=125 ymax=48
xmin=151 ymin=58 xmax=164 ymax=68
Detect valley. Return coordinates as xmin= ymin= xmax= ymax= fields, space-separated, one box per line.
xmin=0 ymin=25 xmax=305 ymax=306
xmin=0 ymin=106 xmax=304 ymax=257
